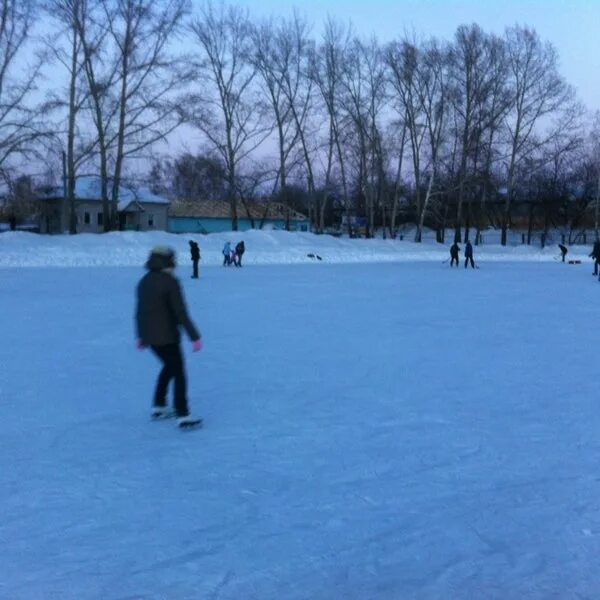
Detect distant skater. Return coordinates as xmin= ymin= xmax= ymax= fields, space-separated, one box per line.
xmin=223 ymin=241 xmax=232 ymax=266
xmin=450 ymin=241 xmax=460 ymax=267
xmin=464 ymin=240 xmax=475 ymax=269
xmin=589 ymin=239 xmax=600 ymax=275
xmin=189 ymin=240 xmax=200 ymax=278
xmin=235 ymin=240 xmax=245 ymax=267
xmin=558 ymin=243 xmax=568 ymax=263
xmin=136 ymin=246 xmax=202 ymax=428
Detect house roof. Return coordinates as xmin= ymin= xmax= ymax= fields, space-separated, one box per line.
xmin=42 ymin=175 xmax=169 ymax=211
xmin=169 ymin=200 xmax=308 ymax=221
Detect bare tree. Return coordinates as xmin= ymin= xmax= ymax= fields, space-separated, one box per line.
xmin=101 ymin=0 xmax=190 ymax=229
xmin=589 ymin=112 xmax=600 ymax=239
xmin=251 ymin=15 xmax=301 ymax=230
xmin=277 ymin=14 xmax=317 ymax=231
xmin=0 ymin=1 xmax=47 ymax=179
xmin=386 ymin=38 xmax=428 ymax=241
xmin=500 ymin=26 xmax=574 ymax=245
xmin=73 ymin=0 xmax=116 ymax=229
xmin=448 ymin=24 xmax=501 ymax=243
xmin=339 ymin=36 xmax=387 ymax=237
xmin=414 ymin=39 xmax=448 ymax=242
xmin=44 ymin=0 xmax=97 ymax=233
xmin=188 ymin=1 xmax=271 ymax=230
xmin=473 ymin=33 xmax=511 ymax=245
xmin=386 ymin=117 xmax=408 ymax=238
xmin=310 ymin=17 xmax=351 ymax=232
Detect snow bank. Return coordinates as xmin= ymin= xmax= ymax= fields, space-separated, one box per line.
xmin=0 ymin=229 xmax=592 ymax=267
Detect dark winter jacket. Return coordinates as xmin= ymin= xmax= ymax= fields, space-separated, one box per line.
xmin=189 ymin=241 xmax=200 ymax=262
xmin=136 ymin=250 xmax=200 ymax=346
xmin=559 ymin=244 xmax=568 ymax=255
xmin=235 ymin=241 xmax=245 ymax=256
xmin=450 ymin=243 xmax=460 ymax=258
xmin=590 ymin=241 xmax=600 ymax=259
xmin=465 ymin=242 xmax=473 ymax=258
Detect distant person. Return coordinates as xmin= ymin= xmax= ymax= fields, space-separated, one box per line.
xmin=135 ymin=246 xmax=202 ymax=428
xmin=464 ymin=240 xmax=475 ymax=269
xmin=558 ymin=243 xmax=568 ymax=263
xmin=450 ymin=242 xmax=460 ymax=267
xmin=235 ymin=240 xmax=245 ymax=267
xmin=223 ymin=241 xmax=232 ymax=266
xmin=189 ymin=240 xmax=200 ymax=278
xmin=589 ymin=239 xmax=600 ymax=275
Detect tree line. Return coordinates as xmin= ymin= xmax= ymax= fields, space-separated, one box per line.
xmin=1 ymin=0 xmax=599 ymax=244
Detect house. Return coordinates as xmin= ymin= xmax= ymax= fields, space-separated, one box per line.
xmin=38 ymin=176 xmax=169 ymax=234
xmin=168 ymin=200 xmax=310 ymax=233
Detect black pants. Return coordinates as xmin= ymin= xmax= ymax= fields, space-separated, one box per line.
xmin=192 ymin=260 xmax=199 ymax=278
xmin=465 ymin=256 xmax=475 ymax=268
xmin=223 ymin=254 xmax=231 ymax=266
xmin=236 ymin=253 xmax=243 ymax=267
xmin=450 ymin=256 xmax=459 ymax=267
xmin=594 ymin=260 xmax=599 ymax=275
xmin=151 ymin=344 xmax=189 ymax=416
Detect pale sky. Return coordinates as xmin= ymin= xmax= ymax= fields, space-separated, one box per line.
xmin=231 ymin=0 xmax=600 ymax=113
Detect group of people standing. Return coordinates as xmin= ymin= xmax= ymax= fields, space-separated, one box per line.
xmin=185 ymin=238 xmax=247 ymax=279
xmin=222 ymin=240 xmax=246 ymax=267
xmin=449 ymin=240 xmax=476 ymax=268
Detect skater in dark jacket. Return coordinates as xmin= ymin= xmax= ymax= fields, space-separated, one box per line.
xmin=235 ymin=240 xmax=245 ymax=267
xmin=558 ymin=243 xmax=568 ymax=263
xmin=136 ymin=246 xmax=202 ymax=427
xmin=464 ymin=240 xmax=475 ymax=269
xmin=590 ymin=240 xmax=600 ymax=275
xmin=189 ymin=240 xmax=200 ymax=278
xmin=450 ymin=242 xmax=460 ymax=267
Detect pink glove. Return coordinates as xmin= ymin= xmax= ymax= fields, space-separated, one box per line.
xmin=136 ymin=339 xmax=146 ymax=350
xmin=192 ymin=339 xmax=203 ymax=352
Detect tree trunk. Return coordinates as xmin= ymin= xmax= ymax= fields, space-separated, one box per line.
xmin=67 ymin=23 xmax=78 ymax=234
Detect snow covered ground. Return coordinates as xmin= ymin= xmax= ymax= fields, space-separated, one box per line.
xmin=0 ymin=228 xmax=592 ymax=267
xmin=1 ymin=232 xmax=600 ymax=599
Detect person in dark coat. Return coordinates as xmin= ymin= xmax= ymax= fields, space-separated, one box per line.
xmin=589 ymin=240 xmax=600 ymax=275
xmin=450 ymin=242 xmax=460 ymax=267
xmin=189 ymin=240 xmax=200 ymax=278
xmin=235 ymin=240 xmax=245 ymax=267
xmin=136 ymin=246 xmax=202 ymax=427
xmin=464 ymin=240 xmax=475 ymax=269
xmin=558 ymin=243 xmax=568 ymax=263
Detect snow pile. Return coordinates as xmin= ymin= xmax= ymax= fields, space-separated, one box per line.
xmin=0 ymin=228 xmax=591 ymax=267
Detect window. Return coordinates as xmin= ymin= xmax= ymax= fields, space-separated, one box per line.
xmin=97 ymin=212 xmax=104 ymax=226
xmin=148 ymin=214 xmax=154 ymax=227
xmin=84 ymin=212 xmax=90 ymax=225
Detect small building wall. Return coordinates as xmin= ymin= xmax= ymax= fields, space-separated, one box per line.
xmin=39 ymin=199 xmax=169 ymax=233
xmin=76 ymin=201 xmax=107 ymax=233
xmin=168 ymin=216 xmax=309 ymax=233
xmin=121 ymin=203 xmax=168 ymax=231
xmin=40 ymin=200 xmax=109 ymax=233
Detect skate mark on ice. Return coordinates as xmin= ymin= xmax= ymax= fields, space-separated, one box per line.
xmin=207 ymin=570 xmax=235 ymax=600
xmin=469 ymin=526 xmax=517 ymax=568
